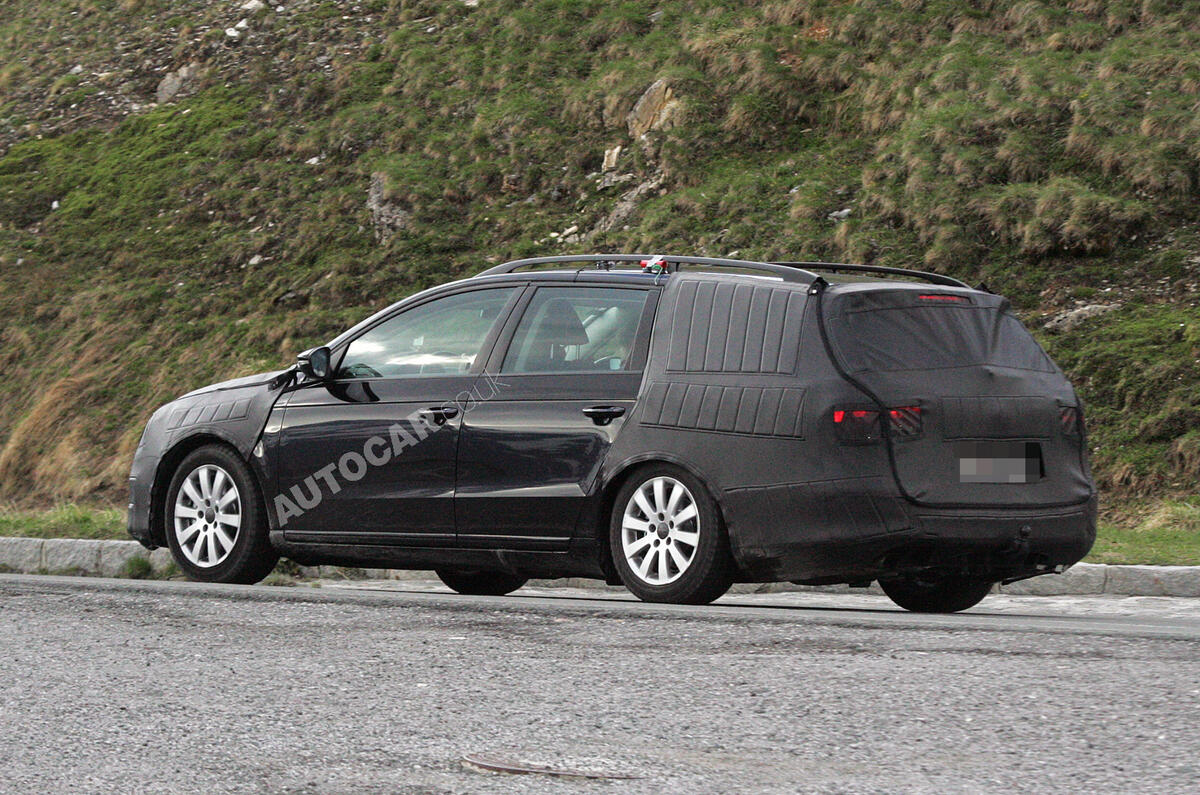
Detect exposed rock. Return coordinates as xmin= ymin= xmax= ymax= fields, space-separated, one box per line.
xmin=366 ymin=172 xmax=411 ymax=242
xmin=274 ymin=289 xmax=309 ymax=309
xmin=587 ymin=173 xmax=663 ymax=239
xmin=240 ymin=0 xmax=268 ymax=10
xmin=155 ymin=62 xmax=201 ymax=104
xmin=597 ymin=172 xmax=635 ymax=191
xmin=224 ymin=27 xmax=241 ymax=39
xmin=827 ymin=207 xmax=852 ymax=221
xmin=602 ymin=145 xmax=622 ymax=172
xmin=1043 ymin=303 xmax=1121 ymax=333
xmin=69 ymin=64 xmax=84 ymax=75
xmin=626 ymin=79 xmax=680 ymax=138
xmin=235 ymin=18 xmax=251 ymax=30
xmin=248 ymin=254 xmax=264 ymax=267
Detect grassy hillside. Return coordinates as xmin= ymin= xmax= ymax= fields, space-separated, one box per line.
xmin=0 ymin=0 xmax=1197 ymax=510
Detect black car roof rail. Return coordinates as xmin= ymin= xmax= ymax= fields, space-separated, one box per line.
xmin=770 ymin=261 xmax=970 ymax=288
xmin=476 ymin=254 xmax=821 ymax=285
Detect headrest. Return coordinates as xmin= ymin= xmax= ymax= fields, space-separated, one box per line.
xmin=529 ymin=298 xmax=590 ymax=346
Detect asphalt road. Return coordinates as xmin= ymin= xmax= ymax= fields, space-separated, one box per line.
xmin=1 ymin=575 xmax=1198 ymax=794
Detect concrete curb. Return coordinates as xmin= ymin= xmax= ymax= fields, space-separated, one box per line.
xmin=0 ymin=537 xmax=176 ymax=579
xmin=0 ymin=537 xmax=1197 ymax=597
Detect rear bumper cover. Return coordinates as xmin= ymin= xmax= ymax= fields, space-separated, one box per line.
xmin=728 ymin=480 xmax=1097 ymax=584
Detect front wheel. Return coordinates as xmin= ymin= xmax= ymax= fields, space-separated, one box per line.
xmin=610 ymin=465 xmax=733 ymax=605
xmin=164 ymin=444 xmax=279 ymax=584
xmin=435 ymin=569 xmax=527 ymax=596
xmin=879 ymin=576 xmax=994 ymax=613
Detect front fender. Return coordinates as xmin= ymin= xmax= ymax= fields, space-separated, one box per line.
xmin=127 ymin=373 xmax=290 ymax=548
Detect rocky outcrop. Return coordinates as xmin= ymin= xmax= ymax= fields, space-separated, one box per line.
xmin=626 ymin=79 xmax=680 ymax=138
xmin=602 ymin=145 xmax=622 ymax=172
xmin=587 ymin=173 xmax=663 ymax=240
xmin=155 ymin=62 xmax=201 ymax=104
xmin=1043 ymin=303 xmax=1121 ymax=333
xmin=366 ymin=172 xmax=411 ymax=243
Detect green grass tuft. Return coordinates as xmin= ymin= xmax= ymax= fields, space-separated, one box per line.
xmin=0 ymin=504 xmax=125 ymax=540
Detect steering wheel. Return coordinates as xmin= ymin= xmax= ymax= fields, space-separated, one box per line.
xmin=592 ymin=356 xmax=623 ymax=371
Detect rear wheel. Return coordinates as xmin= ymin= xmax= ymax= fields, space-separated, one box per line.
xmin=164 ymin=445 xmax=278 ymax=584
xmin=435 ymin=569 xmax=527 ymax=596
xmin=610 ymin=465 xmax=733 ymax=605
xmin=879 ymin=575 xmax=993 ymax=613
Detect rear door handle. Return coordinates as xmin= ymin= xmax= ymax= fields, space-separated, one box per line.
xmin=418 ymin=405 xmax=460 ymax=425
xmin=582 ymin=405 xmax=626 ymax=426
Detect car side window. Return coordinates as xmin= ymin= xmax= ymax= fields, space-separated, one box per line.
xmin=337 ymin=288 xmax=517 ymax=379
xmin=501 ymin=287 xmax=649 ymax=374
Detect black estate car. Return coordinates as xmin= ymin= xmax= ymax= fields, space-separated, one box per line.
xmin=127 ymin=255 xmax=1096 ymax=611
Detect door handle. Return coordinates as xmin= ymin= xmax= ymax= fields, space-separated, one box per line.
xmin=582 ymin=405 xmax=626 ymax=426
xmin=418 ymin=405 xmax=460 ymax=426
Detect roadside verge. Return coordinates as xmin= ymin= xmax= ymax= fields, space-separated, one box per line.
xmin=1 ymin=536 xmax=1197 ymax=596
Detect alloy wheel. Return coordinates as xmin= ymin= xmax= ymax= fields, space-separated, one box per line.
xmin=621 ymin=476 xmax=700 ymax=585
xmin=173 ymin=463 xmax=241 ymax=568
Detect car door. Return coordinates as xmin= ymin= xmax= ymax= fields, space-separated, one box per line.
xmin=273 ymin=285 xmax=522 ymax=545
xmin=455 ymin=284 xmax=658 ymax=548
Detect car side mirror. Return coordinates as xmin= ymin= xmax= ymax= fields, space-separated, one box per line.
xmin=297 ymin=346 xmax=332 ymax=380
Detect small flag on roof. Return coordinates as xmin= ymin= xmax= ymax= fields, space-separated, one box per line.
xmin=640 ymin=255 xmax=667 ymax=274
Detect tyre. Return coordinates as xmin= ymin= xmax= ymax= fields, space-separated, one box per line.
xmin=609 ymin=465 xmax=734 ymax=605
xmin=879 ymin=575 xmax=994 ymax=613
xmin=164 ymin=444 xmax=279 ymax=584
xmin=435 ymin=569 xmax=528 ymax=596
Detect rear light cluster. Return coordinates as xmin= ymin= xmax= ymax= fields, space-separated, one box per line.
xmin=833 ymin=405 xmax=922 ymax=443
xmin=1059 ymin=406 xmax=1082 ymax=436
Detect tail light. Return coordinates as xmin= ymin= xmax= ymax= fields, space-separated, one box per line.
xmin=888 ymin=406 xmax=922 ymax=438
xmin=1059 ymin=406 xmax=1081 ymax=436
xmin=833 ymin=405 xmax=922 ymax=442
xmin=833 ymin=408 xmax=882 ymax=442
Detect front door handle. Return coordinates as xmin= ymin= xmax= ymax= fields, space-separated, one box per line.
xmin=418 ymin=405 xmax=460 ymax=426
xmin=582 ymin=405 xmax=626 ymax=426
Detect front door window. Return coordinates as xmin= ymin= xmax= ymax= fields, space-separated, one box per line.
xmin=338 ymin=288 xmax=517 ymax=379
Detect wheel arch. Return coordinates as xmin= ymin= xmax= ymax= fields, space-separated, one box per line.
xmin=149 ymin=432 xmax=268 ymax=547
xmin=593 ymin=453 xmax=729 ymax=580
